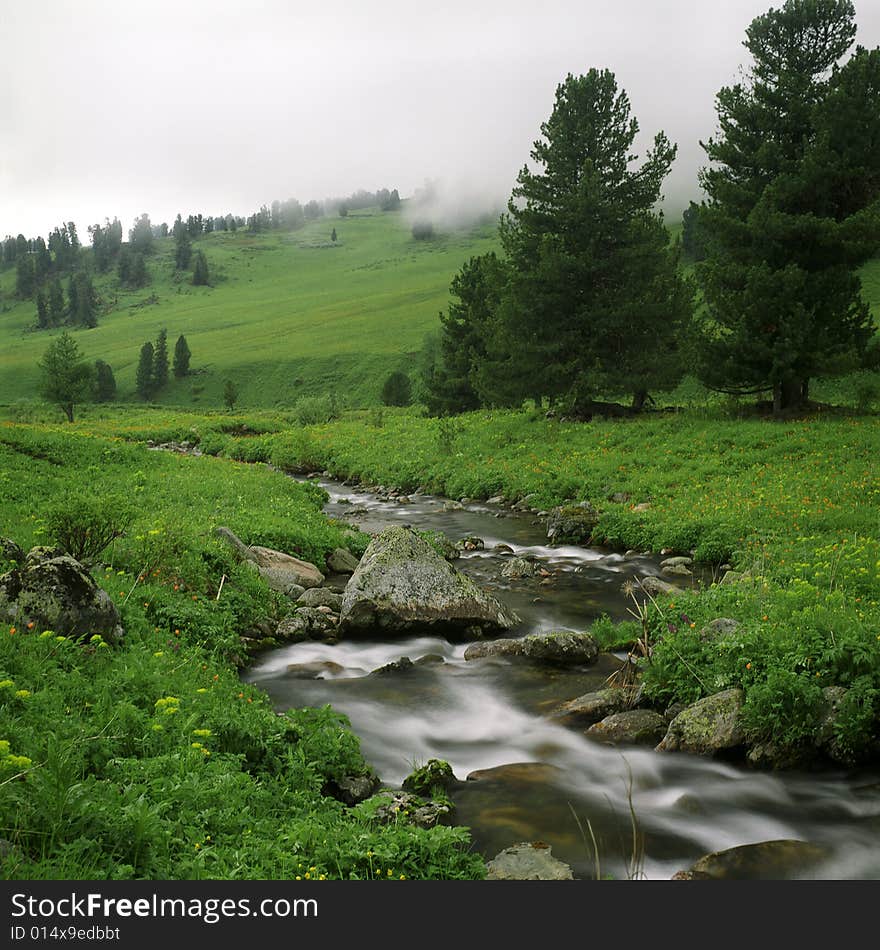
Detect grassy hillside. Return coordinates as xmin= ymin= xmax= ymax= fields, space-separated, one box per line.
xmin=1 ymin=208 xmax=878 ymax=412
xmin=0 ymin=207 xmax=499 ymax=409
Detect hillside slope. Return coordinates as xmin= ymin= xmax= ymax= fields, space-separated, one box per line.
xmin=1 ymin=209 xmax=877 ymax=410
xmin=0 ymin=207 xmax=499 ymax=408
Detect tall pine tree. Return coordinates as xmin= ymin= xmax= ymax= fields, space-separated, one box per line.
xmin=153 ymin=328 xmax=169 ymax=390
xmin=173 ymin=335 xmax=191 ymax=378
xmin=696 ymin=0 xmax=880 ymax=413
xmin=474 ymin=70 xmax=692 ymax=412
xmin=136 ymin=342 xmax=155 ymax=400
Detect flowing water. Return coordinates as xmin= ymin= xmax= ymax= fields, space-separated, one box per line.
xmin=243 ymin=477 xmax=880 ymax=880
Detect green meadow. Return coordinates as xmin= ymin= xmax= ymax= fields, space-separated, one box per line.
xmin=0 ymin=206 xmax=499 ymax=409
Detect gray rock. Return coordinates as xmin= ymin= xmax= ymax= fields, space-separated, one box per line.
xmin=624 ymin=575 xmax=681 ymax=598
xmin=284 ymin=660 xmax=345 ymax=679
xmin=465 ymin=631 xmax=598 ymax=666
xmin=662 ymin=563 xmax=693 ymax=577
xmin=486 ymin=842 xmax=574 ymax=881
xmin=296 ymin=588 xmax=343 ymax=611
xmin=656 ymin=688 xmax=746 ymax=755
xmin=370 ymin=656 xmax=415 ymax=675
xmin=276 ymin=607 xmax=336 ymax=642
xmin=0 ymin=547 xmax=123 ymax=644
xmin=1 ymin=538 xmax=24 ymax=564
xmin=585 ymin=709 xmax=668 ymax=746
xmin=660 ymin=556 xmax=694 ymax=569
xmin=545 ymin=504 xmax=599 ymax=544
xmin=551 ymin=687 xmax=638 ymax=727
xmin=215 ymin=526 xmax=324 ymax=592
xmin=501 ymin=557 xmax=539 ymax=579
xmin=487 ymin=495 xmax=505 ymax=505
xmin=327 ymin=548 xmax=360 ymax=574
xmin=323 ymin=773 xmax=380 ymax=806
xmin=699 ymin=618 xmax=741 ymax=642
xmin=338 ymin=526 xmax=519 ymax=639
xmin=370 ymin=791 xmax=451 ymax=829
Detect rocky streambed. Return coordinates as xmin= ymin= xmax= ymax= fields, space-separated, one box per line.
xmin=241 ymin=476 xmax=880 ymax=881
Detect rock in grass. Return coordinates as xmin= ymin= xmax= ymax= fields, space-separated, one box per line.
xmin=215 ymin=526 xmax=324 ymax=593
xmin=545 ymin=504 xmax=599 ymax=544
xmin=338 ymin=525 xmax=518 ymax=639
xmin=0 ymin=547 xmax=123 ymax=644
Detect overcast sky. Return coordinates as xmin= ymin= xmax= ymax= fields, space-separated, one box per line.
xmin=2 ymin=0 xmax=879 ymax=240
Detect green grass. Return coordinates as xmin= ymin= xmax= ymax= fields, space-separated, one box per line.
xmin=0 ymin=206 xmax=499 ymax=409
xmin=52 ymin=401 xmax=877 ymax=763
xmin=0 ymin=422 xmax=486 ymax=880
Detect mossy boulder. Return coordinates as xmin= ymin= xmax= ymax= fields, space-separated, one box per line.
xmin=550 ymin=687 xmax=636 ymax=727
xmin=0 ymin=546 xmax=123 ymax=644
xmin=464 ymin=631 xmax=599 ymax=666
xmin=338 ymin=526 xmax=519 ymax=639
xmin=585 ymin=709 xmax=668 ymax=746
xmin=402 ymin=759 xmax=460 ymax=797
xmin=545 ymin=504 xmax=599 ymax=544
xmin=656 ymin=688 xmax=746 ymax=756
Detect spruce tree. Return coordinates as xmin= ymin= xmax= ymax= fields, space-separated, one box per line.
xmin=173 ymin=335 xmax=191 ymax=378
xmin=36 ymin=291 xmax=50 ymax=329
xmin=192 ymin=250 xmax=209 ymax=286
xmin=474 ymin=70 xmax=692 ymax=412
xmin=93 ymin=360 xmax=117 ymax=401
xmin=153 ymin=328 xmax=169 ymax=390
xmin=48 ymin=278 xmax=65 ymax=327
xmin=136 ymin=342 xmax=155 ymax=400
xmin=696 ymin=0 xmax=880 ymax=413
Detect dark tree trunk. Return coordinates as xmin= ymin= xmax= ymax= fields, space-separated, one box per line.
xmin=631 ymin=389 xmax=648 ymax=412
xmin=773 ymin=377 xmax=805 ymax=416
xmin=63 ymin=403 xmax=74 ymax=423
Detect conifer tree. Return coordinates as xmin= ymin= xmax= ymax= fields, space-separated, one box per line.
xmin=136 ymin=341 xmax=155 ymax=400
xmin=153 ymin=328 xmax=169 ymax=390
xmin=173 ymin=334 xmax=191 ymax=378
xmin=696 ymin=0 xmax=880 ymax=413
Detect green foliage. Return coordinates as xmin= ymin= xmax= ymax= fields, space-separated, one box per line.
xmin=135 ymin=341 xmax=154 ymax=400
xmin=475 ymin=69 xmax=693 ymax=411
xmin=173 ymin=334 xmax=191 ymax=378
xmin=223 ymin=379 xmax=239 ymax=410
xmin=192 ymin=250 xmax=210 ymax=286
xmin=696 ymin=0 xmax=880 ymax=412
xmin=38 ymin=332 xmax=94 ymax=423
xmin=93 ymin=360 xmax=116 ymax=402
xmin=380 ymin=370 xmax=412 ymax=407
xmin=293 ymin=394 xmax=339 ymax=425
xmin=44 ymin=493 xmax=133 ymax=563
xmin=153 ymin=328 xmax=169 ymax=390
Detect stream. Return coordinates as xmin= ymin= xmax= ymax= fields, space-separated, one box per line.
xmin=242 ymin=477 xmax=880 ymax=880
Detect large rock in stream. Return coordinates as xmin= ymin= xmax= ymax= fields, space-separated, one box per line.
xmin=0 ymin=546 xmax=124 ymax=644
xmin=337 ymin=525 xmax=519 ymax=639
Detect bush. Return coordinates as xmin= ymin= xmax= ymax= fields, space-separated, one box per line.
xmin=293 ymin=394 xmax=339 ymax=425
xmin=381 ymin=371 xmax=412 ymax=407
xmin=411 ymin=220 xmax=434 ymax=240
xmin=44 ymin=494 xmax=133 ymax=563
